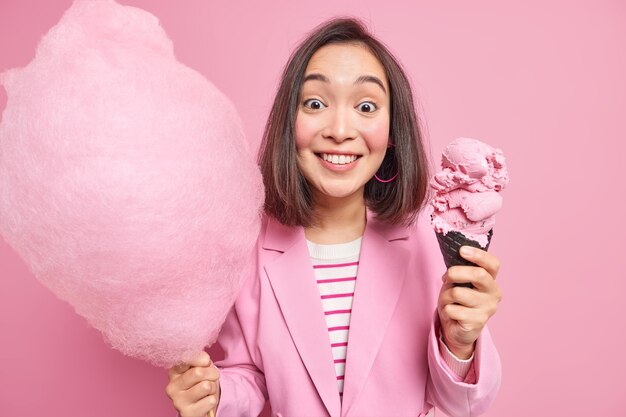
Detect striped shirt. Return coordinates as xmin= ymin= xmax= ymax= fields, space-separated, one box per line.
xmin=306 ymin=237 xmax=362 ymax=399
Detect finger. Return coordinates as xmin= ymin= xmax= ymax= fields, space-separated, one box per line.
xmin=178 ymin=366 xmax=212 ymax=390
xmin=168 ymin=352 xmax=212 ymax=380
xmin=206 ymin=364 xmax=220 ymax=381
xmin=439 ymin=285 xmax=484 ymax=308
xmin=440 ymin=302 xmax=472 ymax=324
xmin=187 ymin=351 xmax=212 ymax=367
xmin=446 ymin=265 xmax=497 ymax=292
xmin=182 ymin=379 xmax=219 ymax=404
xmin=459 ymin=246 xmax=500 ymax=279
xmin=181 ymin=364 xmax=220 ymax=388
xmin=169 ymin=364 xmax=192 ymax=380
xmin=185 ymin=394 xmax=219 ymax=417
xmin=441 ymin=303 xmax=489 ymax=329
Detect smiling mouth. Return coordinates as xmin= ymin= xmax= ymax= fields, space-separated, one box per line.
xmin=317 ymin=153 xmax=360 ymax=165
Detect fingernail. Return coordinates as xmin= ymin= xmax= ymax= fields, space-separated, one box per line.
xmin=460 ymin=246 xmax=473 ymax=257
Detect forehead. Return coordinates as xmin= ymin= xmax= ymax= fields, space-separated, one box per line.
xmin=304 ymin=42 xmax=388 ymax=85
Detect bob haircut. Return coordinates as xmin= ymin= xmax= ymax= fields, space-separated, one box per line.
xmin=258 ymin=17 xmax=429 ymax=227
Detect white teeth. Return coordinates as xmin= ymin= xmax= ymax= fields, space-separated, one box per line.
xmin=321 ymin=153 xmax=357 ymax=165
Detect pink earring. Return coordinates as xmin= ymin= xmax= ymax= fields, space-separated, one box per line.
xmin=375 ymin=142 xmax=398 ymax=183
xmin=374 ymin=172 xmax=398 ymax=183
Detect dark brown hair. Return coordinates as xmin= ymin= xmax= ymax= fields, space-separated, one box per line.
xmin=258 ymin=17 xmax=429 ymax=226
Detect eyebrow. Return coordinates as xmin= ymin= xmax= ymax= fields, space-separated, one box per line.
xmin=302 ymin=72 xmax=387 ymax=94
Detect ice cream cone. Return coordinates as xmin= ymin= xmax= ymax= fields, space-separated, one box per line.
xmin=436 ymin=229 xmax=493 ymax=269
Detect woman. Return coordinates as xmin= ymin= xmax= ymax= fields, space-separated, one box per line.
xmin=166 ymin=17 xmax=502 ymax=417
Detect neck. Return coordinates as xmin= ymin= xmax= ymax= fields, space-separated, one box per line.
xmin=305 ymin=191 xmax=367 ymax=244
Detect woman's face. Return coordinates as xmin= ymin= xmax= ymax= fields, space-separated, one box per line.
xmin=295 ymin=42 xmax=391 ymax=206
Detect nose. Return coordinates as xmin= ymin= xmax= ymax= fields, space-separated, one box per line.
xmin=322 ymin=107 xmax=357 ymax=143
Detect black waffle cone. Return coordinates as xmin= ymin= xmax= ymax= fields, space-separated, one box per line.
xmin=436 ymin=229 xmax=493 ymax=269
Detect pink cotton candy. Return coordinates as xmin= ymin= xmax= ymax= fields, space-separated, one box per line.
xmin=0 ymin=0 xmax=263 ymax=368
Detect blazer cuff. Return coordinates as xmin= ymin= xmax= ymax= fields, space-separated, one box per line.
xmin=438 ymin=329 xmax=475 ymax=382
xmin=430 ymin=310 xmax=501 ymax=391
xmin=214 ymin=368 xmax=267 ymax=417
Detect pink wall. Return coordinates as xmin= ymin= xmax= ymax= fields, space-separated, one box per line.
xmin=1 ymin=0 xmax=624 ymax=415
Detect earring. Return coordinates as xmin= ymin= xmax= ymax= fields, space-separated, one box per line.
xmin=375 ymin=141 xmax=398 ymax=183
xmin=374 ymin=172 xmax=398 ymax=183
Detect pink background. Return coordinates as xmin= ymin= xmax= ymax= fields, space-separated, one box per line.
xmin=1 ymin=0 xmax=624 ymax=416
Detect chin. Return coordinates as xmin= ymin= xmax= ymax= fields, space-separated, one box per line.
xmin=317 ymin=185 xmax=364 ymax=201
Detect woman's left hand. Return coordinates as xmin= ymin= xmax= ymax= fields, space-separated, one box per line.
xmin=437 ymin=246 xmax=503 ymax=359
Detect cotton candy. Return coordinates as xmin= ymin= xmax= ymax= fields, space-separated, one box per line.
xmin=0 ymin=0 xmax=263 ymax=367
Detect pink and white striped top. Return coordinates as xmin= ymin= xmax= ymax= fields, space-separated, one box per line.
xmin=307 ymin=237 xmax=362 ymax=399
xmin=306 ymin=236 xmax=473 ymax=401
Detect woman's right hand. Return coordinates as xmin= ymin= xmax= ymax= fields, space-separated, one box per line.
xmin=166 ymin=351 xmax=221 ymax=417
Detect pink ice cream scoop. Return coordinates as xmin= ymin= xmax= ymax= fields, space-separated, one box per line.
xmin=430 ymin=137 xmax=508 ymax=249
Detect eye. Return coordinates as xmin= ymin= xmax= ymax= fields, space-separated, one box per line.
xmin=303 ymin=99 xmax=326 ymax=110
xmin=357 ymin=101 xmax=377 ymax=113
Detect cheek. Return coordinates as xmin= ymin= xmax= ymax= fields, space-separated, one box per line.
xmin=294 ymin=114 xmax=315 ymax=151
xmin=363 ymin=118 xmax=390 ymax=152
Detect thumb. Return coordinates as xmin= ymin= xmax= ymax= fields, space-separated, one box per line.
xmin=188 ymin=350 xmax=212 ymax=367
xmin=169 ymin=351 xmax=212 ymax=376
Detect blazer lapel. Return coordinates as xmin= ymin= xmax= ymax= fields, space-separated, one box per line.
xmin=263 ymin=218 xmax=342 ymax=417
xmin=341 ymin=212 xmax=411 ymax=417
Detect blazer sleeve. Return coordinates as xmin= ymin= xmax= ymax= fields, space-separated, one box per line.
xmin=214 ymin=243 xmax=268 ymax=417
xmin=425 ymin=312 xmax=502 ymax=416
